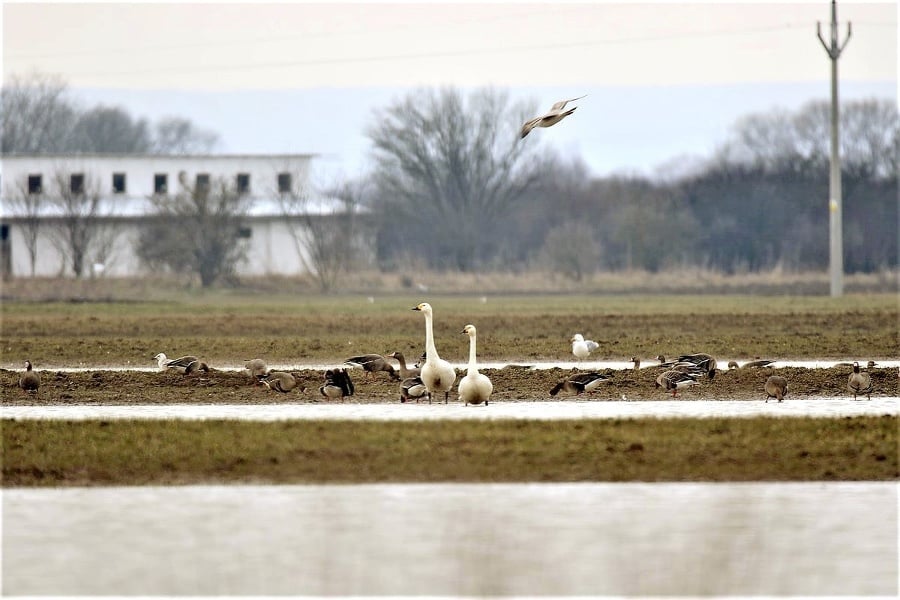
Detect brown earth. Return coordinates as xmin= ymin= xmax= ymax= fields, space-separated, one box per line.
xmin=3 ymin=364 xmax=897 ymax=406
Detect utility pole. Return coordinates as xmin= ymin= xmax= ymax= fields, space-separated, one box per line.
xmin=817 ymin=0 xmax=851 ymax=297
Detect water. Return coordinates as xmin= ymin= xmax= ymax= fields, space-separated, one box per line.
xmin=3 ymin=397 xmax=897 ymax=422
xmin=5 ymin=358 xmax=899 ymax=372
xmin=3 ymin=482 xmax=896 ymax=596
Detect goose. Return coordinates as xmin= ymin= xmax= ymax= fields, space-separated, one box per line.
xmin=549 ymin=372 xmax=611 ymax=396
xmin=244 ymin=358 xmax=268 ymax=384
xmin=344 ymin=354 xmax=398 ymax=380
xmin=670 ymin=353 xmax=718 ymax=379
xmin=764 ymin=375 xmax=788 ymax=403
xmin=262 ymin=371 xmax=297 ymax=393
xmin=836 ymin=360 xmax=877 ymax=368
xmin=412 ymin=302 xmax=456 ymax=403
xmin=520 ymin=95 xmax=586 ymax=139
xmin=319 ymin=368 xmax=354 ymax=400
xmin=655 ymin=370 xmax=700 ymax=398
xmin=154 ymin=353 xmax=209 ymax=374
xmin=458 ymin=324 xmax=492 ymax=406
xmin=389 ymin=351 xmax=421 ymax=379
xmin=630 ymin=357 xmax=641 ymax=370
xmin=847 ymin=361 xmax=873 ymax=400
xmin=731 ymin=359 xmax=776 ymax=369
xmin=570 ymin=334 xmax=599 ymax=360
xmin=399 ymin=376 xmax=429 ymax=403
xmin=18 ymin=360 xmax=40 ymax=392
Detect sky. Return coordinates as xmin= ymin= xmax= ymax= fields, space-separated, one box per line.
xmin=2 ymin=1 xmax=897 ymax=179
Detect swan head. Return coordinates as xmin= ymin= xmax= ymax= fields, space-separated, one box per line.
xmin=570 ymin=334 xmax=584 ymax=343
xmin=412 ymin=302 xmax=432 ymax=315
xmin=461 ymin=324 xmax=477 ymax=337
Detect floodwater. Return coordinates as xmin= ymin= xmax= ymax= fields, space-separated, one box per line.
xmin=3 ymin=482 xmax=896 ymax=596
xmin=3 ymin=397 xmax=897 ymax=422
xmin=6 ymin=358 xmax=900 ymax=372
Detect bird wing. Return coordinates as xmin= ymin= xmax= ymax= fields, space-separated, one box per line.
xmin=585 ymin=340 xmax=600 ymax=353
xmin=166 ymin=355 xmax=199 ymax=368
xmin=549 ymin=95 xmax=587 ymax=111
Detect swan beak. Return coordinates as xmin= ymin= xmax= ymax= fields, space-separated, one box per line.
xmin=411 ymin=306 xmax=421 ymax=311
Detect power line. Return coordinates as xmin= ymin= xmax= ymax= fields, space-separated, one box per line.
xmin=47 ymin=23 xmax=809 ymax=80
xmin=6 ymin=5 xmax=595 ymax=61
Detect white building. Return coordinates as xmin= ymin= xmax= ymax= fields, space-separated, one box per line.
xmin=0 ymin=153 xmax=361 ymax=278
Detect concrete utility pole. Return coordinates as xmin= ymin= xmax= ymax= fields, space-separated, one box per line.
xmin=817 ymin=0 xmax=851 ymax=297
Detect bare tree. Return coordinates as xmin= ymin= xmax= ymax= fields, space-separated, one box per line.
xmin=537 ymin=222 xmax=601 ymax=281
xmin=69 ymin=105 xmax=152 ymax=153
xmin=5 ymin=175 xmax=47 ymax=276
xmin=276 ymin=176 xmax=368 ymax=292
xmin=136 ymin=176 xmax=252 ymax=287
xmin=46 ymin=171 xmax=115 ymax=278
xmin=152 ymin=117 xmax=220 ymax=154
xmin=1 ymin=72 xmax=77 ymax=153
xmin=366 ymin=87 xmax=544 ymax=271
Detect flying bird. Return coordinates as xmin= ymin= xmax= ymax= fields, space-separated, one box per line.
xmin=520 ymin=95 xmax=586 ymax=139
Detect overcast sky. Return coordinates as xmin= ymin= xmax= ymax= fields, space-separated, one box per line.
xmin=3 ymin=1 xmax=895 ymax=88
xmin=2 ymin=1 xmax=896 ymax=178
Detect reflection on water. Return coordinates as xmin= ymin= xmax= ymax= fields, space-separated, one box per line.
xmin=3 ymin=482 xmax=897 ymax=596
xmin=2 ymin=397 xmax=897 ymax=422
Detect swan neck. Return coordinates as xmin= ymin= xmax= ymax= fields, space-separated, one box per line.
xmin=467 ymin=333 xmax=479 ymax=374
xmin=424 ymin=312 xmax=440 ymax=360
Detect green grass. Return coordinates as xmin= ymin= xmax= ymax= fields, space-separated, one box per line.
xmin=3 ymin=416 xmax=897 ymax=486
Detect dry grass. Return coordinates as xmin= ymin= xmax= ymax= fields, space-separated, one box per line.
xmin=3 ymin=416 xmax=896 ymax=486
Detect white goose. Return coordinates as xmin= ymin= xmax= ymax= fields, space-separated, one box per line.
xmin=570 ymin=333 xmax=599 ymax=360
xmin=412 ymin=302 xmax=456 ymax=403
xmin=458 ymin=324 xmax=492 ymax=406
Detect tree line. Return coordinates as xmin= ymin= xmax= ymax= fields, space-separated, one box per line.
xmin=2 ymin=73 xmax=896 ymax=286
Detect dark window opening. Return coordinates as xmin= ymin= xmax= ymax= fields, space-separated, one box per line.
xmin=28 ymin=174 xmax=42 ymax=194
xmin=196 ymin=173 xmax=210 ymax=192
xmin=112 ymin=173 xmax=126 ymax=194
xmin=277 ymin=172 xmax=292 ymax=193
xmin=237 ymin=227 xmax=252 ymax=239
xmin=0 ymin=224 xmax=9 ymax=241
xmin=70 ymin=173 xmax=85 ymax=195
xmin=236 ymin=173 xmax=250 ymax=195
xmin=154 ymin=173 xmax=168 ymax=194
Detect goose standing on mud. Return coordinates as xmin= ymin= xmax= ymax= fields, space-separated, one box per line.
xmin=344 ymin=354 xmax=398 ymax=380
xmin=764 ymin=375 xmax=788 ymax=403
xmin=154 ymin=353 xmax=209 ymax=374
xmin=458 ymin=324 xmax=492 ymax=406
xmin=847 ymin=361 xmax=873 ymax=400
xmin=412 ymin=302 xmax=456 ymax=403
xmin=389 ymin=352 xmax=421 ymax=379
xmin=520 ymin=95 xmax=586 ymax=139
xmin=19 ymin=360 xmax=40 ymax=393
xmin=655 ymin=370 xmax=700 ymax=398
xmin=549 ymin=372 xmax=611 ymax=396
xmin=399 ymin=376 xmax=429 ymax=403
xmin=571 ymin=334 xmax=599 ymax=360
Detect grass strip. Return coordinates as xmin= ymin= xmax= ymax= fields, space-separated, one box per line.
xmin=4 ymin=416 xmax=897 ymax=486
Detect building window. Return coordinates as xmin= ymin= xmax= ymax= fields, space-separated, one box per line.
xmin=154 ymin=173 xmax=168 ymax=195
xmin=196 ymin=173 xmax=210 ymax=192
xmin=112 ymin=173 xmax=126 ymax=194
xmin=237 ymin=226 xmax=252 ymax=239
xmin=277 ymin=172 xmax=292 ymax=193
xmin=236 ymin=173 xmax=250 ymax=195
xmin=27 ymin=174 xmax=42 ymax=195
xmin=70 ymin=173 xmax=85 ymax=195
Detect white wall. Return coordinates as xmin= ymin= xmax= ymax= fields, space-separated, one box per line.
xmin=0 ymin=154 xmax=326 ymax=278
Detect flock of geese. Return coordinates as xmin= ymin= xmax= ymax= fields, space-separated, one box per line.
xmin=15 ymin=302 xmax=880 ymax=404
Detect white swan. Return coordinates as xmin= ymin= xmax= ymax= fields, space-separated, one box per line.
xmin=458 ymin=324 xmax=492 ymax=406
xmin=570 ymin=334 xmax=599 ymax=359
xmin=412 ymin=302 xmax=456 ymax=403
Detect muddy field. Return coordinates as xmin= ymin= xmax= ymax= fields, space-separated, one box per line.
xmin=3 ymin=363 xmax=897 ymax=406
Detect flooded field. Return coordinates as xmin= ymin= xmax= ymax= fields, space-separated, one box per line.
xmin=3 ymin=396 xmax=897 ymax=421
xmin=4 ymin=481 xmax=896 ymax=596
